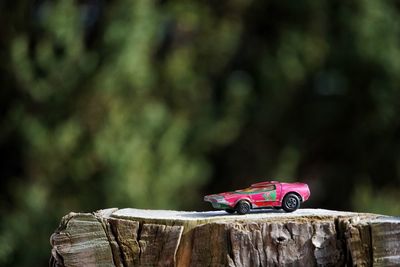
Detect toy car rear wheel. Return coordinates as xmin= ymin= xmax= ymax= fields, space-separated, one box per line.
xmin=225 ymin=209 xmax=235 ymax=214
xmin=282 ymin=193 xmax=300 ymax=212
xmin=236 ymin=200 xmax=251 ymax=215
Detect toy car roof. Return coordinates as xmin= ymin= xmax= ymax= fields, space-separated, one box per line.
xmin=250 ymin=181 xmax=280 ymax=187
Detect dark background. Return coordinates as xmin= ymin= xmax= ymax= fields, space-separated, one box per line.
xmin=2 ymin=0 xmax=400 ymax=266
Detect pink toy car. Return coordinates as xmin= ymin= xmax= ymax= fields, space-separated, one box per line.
xmin=204 ymin=181 xmax=310 ymax=214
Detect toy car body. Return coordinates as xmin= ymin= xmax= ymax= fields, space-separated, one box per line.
xmin=204 ymin=181 xmax=310 ymax=214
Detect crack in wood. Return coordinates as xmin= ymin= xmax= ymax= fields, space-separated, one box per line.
xmin=136 ymin=221 xmax=143 ymax=265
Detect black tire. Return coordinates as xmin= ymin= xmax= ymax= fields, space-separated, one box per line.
xmin=225 ymin=209 xmax=236 ymax=214
xmin=236 ymin=200 xmax=251 ymax=215
xmin=282 ymin=193 xmax=300 ymax=212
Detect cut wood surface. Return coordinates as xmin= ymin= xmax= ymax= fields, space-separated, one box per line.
xmin=50 ymin=208 xmax=400 ymax=267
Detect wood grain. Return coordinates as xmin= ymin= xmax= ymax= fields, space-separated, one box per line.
xmin=50 ymin=208 xmax=400 ymax=267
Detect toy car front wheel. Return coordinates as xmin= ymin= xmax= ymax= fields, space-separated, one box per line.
xmin=282 ymin=193 xmax=300 ymax=212
xmin=236 ymin=200 xmax=251 ymax=215
xmin=225 ymin=209 xmax=236 ymax=214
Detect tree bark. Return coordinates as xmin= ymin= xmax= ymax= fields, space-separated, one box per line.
xmin=50 ymin=208 xmax=400 ymax=267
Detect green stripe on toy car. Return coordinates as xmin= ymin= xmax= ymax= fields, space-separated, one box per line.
xmin=262 ymin=191 xmax=276 ymax=201
xmin=212 ymin=203 xmax=231 ymax=209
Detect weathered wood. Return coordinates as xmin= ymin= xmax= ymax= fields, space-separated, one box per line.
xmin=50 ymin=208 xmax=400 ymax=267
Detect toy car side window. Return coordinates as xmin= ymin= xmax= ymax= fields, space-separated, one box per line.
xmin=264 ymin=185 xmax=276 ymax=191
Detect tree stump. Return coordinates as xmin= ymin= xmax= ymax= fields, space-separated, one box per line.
xmin=50 ymin=208 xmax=400 ymax=267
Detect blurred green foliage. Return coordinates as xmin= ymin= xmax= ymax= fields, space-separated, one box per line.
xmin=1 ymin=0 xmax=400 ymax=266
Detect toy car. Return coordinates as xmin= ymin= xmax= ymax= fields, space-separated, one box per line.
xmin=204 ymin=181 xmax=310 ymax=214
